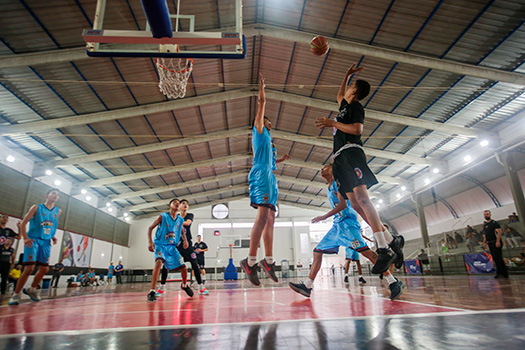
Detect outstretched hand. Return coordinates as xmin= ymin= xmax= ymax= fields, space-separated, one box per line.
xmin=311 ymin=215 xmax=327 ymax=224
xmin=148 ymin=241 xmax=155 ymax=252
xmin=259 ymin=73 xmax=266 ymax=89
xmin=346 ymin=63 xmax=365 ymax=76
xmin=314 ymin=117 xmax=335 ymax=129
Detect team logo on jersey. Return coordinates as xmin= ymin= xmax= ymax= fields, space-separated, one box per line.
xmin=0 ymin=236 xmax=6 ymax=245
xmin=263 ymin=193 xmax=269 ymax=202
xmin=354 ymin=167 xmax=363 ymax=179
xmin=157 ymin=252 xmax=162 ymax=256
xmin=191 ymin=252 xmax=197 ymax=260
xmin=28 ymin=254 xmax=34 ymax=261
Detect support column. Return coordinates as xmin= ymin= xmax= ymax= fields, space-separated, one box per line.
xmin=500 ymin=152 xmax=525 ymax=232
xmin=415 ymin=193 xmax=430 ymax=248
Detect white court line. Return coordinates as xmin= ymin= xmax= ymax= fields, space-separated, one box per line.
xmin=330 ymin=288 xmax=469 ymax=312
xmin=0 ymin=307 xmax=524 ymax=339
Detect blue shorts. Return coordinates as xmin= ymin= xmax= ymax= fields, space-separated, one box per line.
xmin=314 ymin=218 xmax=368 ymax=255
xmin=346 ymin=247 xmax=359 ymax=261
xmin=155 ymin=244 xmax=184 ymax=271
xmin=249 ymin=165 xmax=278 ymax=211
xmin=23 ymin=237 xmax=52 ymax=265
xmin=108 ymin=274 xmax=113 ymax=278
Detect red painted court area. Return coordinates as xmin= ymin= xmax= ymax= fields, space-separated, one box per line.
xmin=1 ymin=280 xmax=462 ymax=336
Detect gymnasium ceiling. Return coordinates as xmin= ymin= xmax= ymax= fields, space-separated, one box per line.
xmin=0 ymin=0 xmax=524 ymax=223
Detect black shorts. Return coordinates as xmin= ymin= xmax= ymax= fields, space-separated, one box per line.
xmin=177 ymin=243 xmax=198 ymax=263
xmin=333 ymin=148 xmax=378 ymax=195
xmin=196 ymin=255 xmax=205 ymax=269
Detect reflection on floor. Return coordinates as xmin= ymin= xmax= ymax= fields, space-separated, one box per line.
xmin=1 ymin=275 xmax=524 ymax=349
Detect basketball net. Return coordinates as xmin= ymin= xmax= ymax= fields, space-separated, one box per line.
xmin=156 ymin=57 xmax=193 ymax=99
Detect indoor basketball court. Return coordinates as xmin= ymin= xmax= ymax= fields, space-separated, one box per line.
xmin=0 ymin=0 xmax=524 ymax=349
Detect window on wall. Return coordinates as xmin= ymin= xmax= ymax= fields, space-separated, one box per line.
xmin=212 ymin=203 xmax=229 ymax=219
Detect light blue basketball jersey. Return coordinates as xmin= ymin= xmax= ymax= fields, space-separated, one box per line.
xmin=27 ymin=204 xmax=60 ymax=240
xmin=252 ymin=126 xmax=277 ymax=170
xmin=109 ymin=265 xmax=114 ymax=273
xmin=154 ymin=212 xmax=184 ymax=245
xmin=327 ymin=181 xmax=358 ymax=223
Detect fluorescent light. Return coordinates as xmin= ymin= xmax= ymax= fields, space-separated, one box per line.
xmin=464 ymin=155 xmax=472 ymax=162
xmin=101 ymin=253 xmax=104 ymax=257
xmin=400 ymin=186 xmax=406 ymax=191
xmin=432 ymin=168 xmax=440 ymax=174
xmin=85 ymin=196 xmax=92 ymax=201
xmin=119 ymin=256 xmax=122 ymax=259
xmin=396 ymin=193 xmax=401 ymax=199
xmin=107 ymin=207 xmax=113 ymax=212
xmin=106 ymin=202 xmax=111 ymax=207
xmin=124 ymin=217 xmax=130 ymax=222
xmin=375 ymin=204 xmax=381 ymax=209
xmin=378 ymin=199 xmax=384 ymax=204
xmin=6 ymin=155 xmax=15 ymax=163
xmin=480 ymin=140 xmax=489 ymax=147
xmin=54 ymin=180 xmax=61 ymax=186
xmin=45 ymin=169 xmax=53 ymax=176
xmin=81 ymin=189 xmax=87 ymax=195
xmin=424 ymin=178 xmax=431 ymax=185
xmin=123 ymin=212 xmax=128 ymax=217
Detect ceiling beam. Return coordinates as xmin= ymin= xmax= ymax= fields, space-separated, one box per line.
xmin=83 ymin=153 xmax=250 ymax=188
xmin=0 ymin=89 xmax=254 ymax=137
xmin=42 ymin=127 xmax=251 ymax=168
xmin=110 ymin=171 xmax=249 ymax=202
xmin=265 ymin=90 xmax=478 ymax=138
xmin=272 ymin=130 xmax=436 ymax=166
xmin=278 ymin=188 xmax=326 ymax=203
xmin=250 ymin=25 xmax=525 ymax=87
xmin=279 ymin=200 xmax=330 ymax=212
xmin=281 ymin=158 xmax=401 ymax=185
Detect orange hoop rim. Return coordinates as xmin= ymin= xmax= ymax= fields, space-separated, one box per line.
xmin=155 ymin=58 xmax=194 ymax=74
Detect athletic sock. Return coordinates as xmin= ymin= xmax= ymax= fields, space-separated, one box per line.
xmin=304 ymin=278 xmax=314 ymax=289
xmin=385 ymin=274 xmax=396 ymax=285
xmin=199 ymin=284 xmax=203 ymax=290
xmin=150 ymin=289 xmax=156 ymax=293
xmin=358 ymin=275 xmax=362 ymax=278
xmin=159 ymin=284 xmax=165 ymax=291
xmin=265 ymin=256 xmax=274 ymax=264
xmin=383 ymin=229 xmax=394 ymax=244
xmin=374 ymin=231 xmax=388 ymax=248
xmin=248 ymin=256 xmax=257 ymax=267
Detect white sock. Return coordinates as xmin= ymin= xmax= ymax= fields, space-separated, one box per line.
xmin=199 ymin=284 xmax=203 ymax=290
xmin=385 ymin=274 xmax=396 ymax=285
xmin=304 ymin=278 xmax=314 ymax=289
xmin=248 ymin=256 xmax=257 ymax=267
xmin=383 ymin=229 xmax=394 ymax=244
xmin=150 ymin=289 xmax=156 ymax=293
xmin=159 ymin=284 xmax=165 ymax=290
xmin=374 ymin=231 xmax=388 ymax=248
xmin=265 ymin=256 xmax=274 ymax=264
xmin=345 ymin=273 xmax=349 ymax=277
xmin=359 ymin=275 xmax=362 ymax=278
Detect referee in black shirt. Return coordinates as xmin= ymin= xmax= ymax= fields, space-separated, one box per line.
xmin=482 ymin=210 xmax=508 ymax=278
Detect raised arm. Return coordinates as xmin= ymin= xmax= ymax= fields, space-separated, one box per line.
xmin=147 ymin=216 xmax=162 ymax=252
xmin=311 ymin=192 xmax=348 ymax=223
xmin=254 ymin=73 xmax=266 ymax=134
xmin=275 ymin=154 xmax=291 ymax=164
xmin=337 ymin=63 xmax=365 ymax=105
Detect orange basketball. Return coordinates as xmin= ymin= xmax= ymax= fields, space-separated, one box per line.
xmin=310 ymin=36 xmax=329 ymax=56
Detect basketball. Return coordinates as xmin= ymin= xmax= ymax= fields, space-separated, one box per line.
xmin=310 ymin=36 xmax=329 ymax=56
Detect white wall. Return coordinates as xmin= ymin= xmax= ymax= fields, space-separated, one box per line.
xmin=127 ymin=199 xmax=327 ymax=269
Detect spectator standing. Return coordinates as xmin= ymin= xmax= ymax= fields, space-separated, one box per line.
xmin=50 ymin=261 xmax=65 ymax=288
xmin=1 ymin=238 xmax=15 ymax=294
xmin=107 ymin=262 xmax=114 ymax=284
xmin=454 ymin=232 xmax=464 ymax=245
xmin=194 ymin=235 xmax=208 ymax=283
xmin=9 ymin=265 xmax=22 ymax=290
xmin=0 ymin=214 xmax=19 ymax=246
xmin=115 ymin=261 xmax=124 ymax=284
xmin=417 ymin=249 xmax=431 ymax=274
xmin=482 ymin=210 xmax=508 ymax=279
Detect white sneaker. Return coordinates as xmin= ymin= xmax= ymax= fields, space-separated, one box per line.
xmin=8 ymin=294 xmax=20 ymax=305
xmin=23 ymin=288 xmax=41 ymax=302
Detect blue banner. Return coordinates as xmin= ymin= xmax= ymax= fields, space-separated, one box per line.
xmin=404 ymin=259 xmax=421 ymax=275
xmin=464 ymin=253 xmax=496 ymax=274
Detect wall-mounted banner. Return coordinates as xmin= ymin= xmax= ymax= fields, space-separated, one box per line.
xmin=404 ymin=259 xmax=421 ymax=275
xmin=464 ymin=253 xmax=496 ymax=274
xmin=60 ymin=232 xmax=93 ymax=267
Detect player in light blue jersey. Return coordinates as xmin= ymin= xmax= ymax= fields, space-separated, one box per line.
xmin=147 ymin=198 xmax=193 ymax=302
xmin=289 ymin=164 xmax=404 ymax=300
xmin=241 ymin=74 xmax=291 ymax=286
xmin=9 ymin=188 xmax=62 ymax=305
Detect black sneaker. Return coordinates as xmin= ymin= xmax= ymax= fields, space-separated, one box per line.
xmin=389 ymin=235 xmax=405 ymax=269
xmin=289 ymin=282 xmax=312 ymax=298
xmin=240 ymin=258 xmax=260 ymax=286
xmin=389 ymin=280 xmax=405 ymax=300
xmin=147 ymin=291 xmax=156 ymax=303
xmin=379 ymin=274 xmax=384 ymax=280
xmin=181 ymin=284 xmax=194 ymax=297
xmin=372 ymin=248 xmax=397 ymax=274
xmin=359 ymin=277 xmax=367 ymax=284
xmin=259 ymin=259 xmax=278 ymax=283
xmin=344 ymin=275 xmax=349 ymax=283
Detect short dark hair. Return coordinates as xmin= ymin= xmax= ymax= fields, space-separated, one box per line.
xmin=169 ymin=198 xmax=180 ymax=206
xmin=484 ymin=210 xmax=491 ymax=214
xmin=180 ymin=199 xmax=189 ymax=204
xmin=251 ymin=116 xmax=270 ymax=127
xmin=47 ymin=188 xmax=60 ymax=195
xmin=354 ymin=79 xmax=370 ymax=101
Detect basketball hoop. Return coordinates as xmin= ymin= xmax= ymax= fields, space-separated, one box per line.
xmin=156 ymin=57 xmax=194 ymax=99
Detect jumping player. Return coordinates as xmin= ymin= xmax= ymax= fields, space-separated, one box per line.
xmin=9 ymin=188 xmax=62 ymax=305
xmin=289 ymin=164 xmax=404 ymax=300
xmin=157 ymin=199 xmax=209 ymax=296
xmin=314 ymin=64 xmax=404 ymax=274
xmin=240 ymin=73 xmax=291 ymax=286
xmin=147 ymin=198 xmax=193 ymax=302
